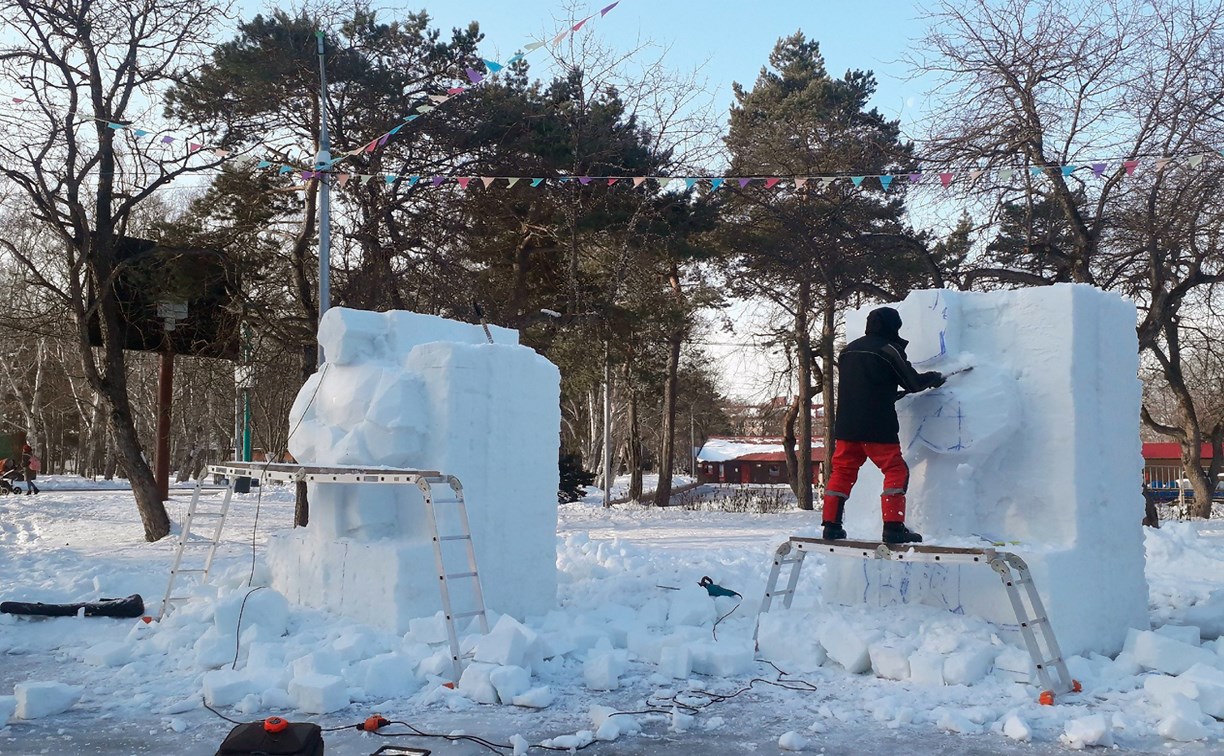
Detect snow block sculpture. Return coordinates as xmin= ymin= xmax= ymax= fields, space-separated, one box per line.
xmin=267 ymin=308 xmax=561 ymax=632
xmin=825 ymin=285 xmax=1148 ymax=657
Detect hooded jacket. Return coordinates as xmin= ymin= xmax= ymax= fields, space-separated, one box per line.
xmin=832 ymin=307 xmax=943 ymax=443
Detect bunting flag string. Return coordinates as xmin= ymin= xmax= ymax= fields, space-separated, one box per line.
xmin=3 ymin=85 xmax=1220 ymax=193
xmin=290 ymin=151 xmax=1224 ymax=192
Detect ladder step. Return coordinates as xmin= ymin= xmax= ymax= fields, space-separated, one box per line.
xmin=436 ymin=535 xmax=471 ymax=542
xmin=443 ymin=572 xmax=477 ymax=580
xmin=1020 ymin=617 xmax=1049 ymax=627
xmin=452 ymin=610 xmax=486 ymax=619
xmin=172 ymin=568 xmax=208 ymax=575
xmin=178 ymin=540 xmax=220 ymax=548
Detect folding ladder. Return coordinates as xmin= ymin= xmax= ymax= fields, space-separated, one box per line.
xmin=158 ymin=484 xmax=234 ymax=619
xmin=756 ymin=537 xmax=1079 ymax=702
xmin=158 ymin=463 xmax=489 ymax=682
xmin=418 ymin=474 xmax=490 ymax=682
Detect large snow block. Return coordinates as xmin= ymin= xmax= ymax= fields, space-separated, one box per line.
xmin=288 ymin=673 xmax=349 ymax=714
xmin=14 ymin=682 xmax=83 ymax=719
xmin=1131 ymin=631 xmax=1220 ymax=676
xmin=275 ymin=309 xmax=561 ymax=631
xmin=827 ymin=285 xmax=1148 ymax=657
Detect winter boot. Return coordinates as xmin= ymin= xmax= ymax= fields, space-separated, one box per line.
xmin=882 ymin=521 xmax=922 ymax=544
xmin=821 ymin=494 xmax=847 ymax=540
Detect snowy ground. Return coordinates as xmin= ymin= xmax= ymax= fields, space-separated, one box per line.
xmin=2 ymin=477 xmax=1224 ymax=754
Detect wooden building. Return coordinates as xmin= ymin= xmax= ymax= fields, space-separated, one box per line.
xmin=696 ymin=436 xmax=823 ymax=485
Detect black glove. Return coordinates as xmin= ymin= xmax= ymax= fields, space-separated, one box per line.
xmin=923 ymin=371 xmax=946 ymax=389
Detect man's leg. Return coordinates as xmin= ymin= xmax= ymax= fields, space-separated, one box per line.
xmin=822 ymin=441 xmax=868 ymax=539
xmin=865 ymin=442 xmax=921 ymax=543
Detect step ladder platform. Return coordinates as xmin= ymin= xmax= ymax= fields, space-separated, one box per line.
xmin=793 ymin=537 xmax=998 ymax=563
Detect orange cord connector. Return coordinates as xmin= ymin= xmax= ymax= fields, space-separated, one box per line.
xmin=1038 ymin=690 xmax=1055 ymax=706
xmin=264 ymin=716 xmax=289 ymax=733
xmin=360 ymin=714 xmax=390 ymax=732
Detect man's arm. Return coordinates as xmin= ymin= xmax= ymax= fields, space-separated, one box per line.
xmin=883 ymin=344 xmax=944 ymax=394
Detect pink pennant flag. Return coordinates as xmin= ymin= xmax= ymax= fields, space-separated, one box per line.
xmin=457 ymin=177 xmax=472 ymax=189
xmin=364 ymin=139 xmax=378 ymax=153
xmin=738 ymin=178 xmax=752 ymax=188
xmin=1155 ymin=158 xmax=1172 ymax=172
xmin=607 ymin=177 xmax=618 ymax=186
xmin=794 ymin=178 xmax=808 ymax=189
xmin=1123 ymin=160 xmax=1139 ymax=176
xmin=447 ymin=87 xmax=466 ymax=95
xmin=968 ymin=169 xmax=983 ymax=182
xmin=336 ymin=174 xmax=350 ymax=187
xmin=765 ymin=178 xmax=781 ymax=189
xmin=552 ymin=30 xmax=568 ymax=45
xmin=632 ymin=177 xmax=647 ymax=188
xmin=572 ymin=15 xmax=592 ymax=32
xmin=213 ymin=148 xmax=231 ymax=157
xmin=480 ymin=176 xmax=496 ymax=188
xmin=600 ymin=1 xmax=619 ymax=16
xmin=1091 ymin=163 xmax=1107 ymax=176
xmin=188 ymin=142 xmax=203 ymax=152
xmin=939 ymin=172 xmax=953 ymax=187
xmin=11 ymin=97 xmax=23 ymax=104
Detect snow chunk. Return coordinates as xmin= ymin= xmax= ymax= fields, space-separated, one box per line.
xmin=291 ymin=650 xmax=342 ymax=678
xmin=1131 ymin=630 xmax=1219 ymax=675
xmin=540 ymin=730 xmax=595 ymax=750
xmin=819 ymin=618 xmax=873 ymax=674
xmin=591 ymin=705 xmax=640 ymax=741
xmin=757 ymin=611 xmax=826 ymax=672
xmin=868 ymin=643 xmax=910 ymax=681
xmin=353 ymin=652 xmax=422 ymax=699
xmin=82 ymin=640 xmax=131 ymax=667
xmin=1060 ymin=714 xmax=1113 ymax=748
xmin=778 ymin=730 xmax=808 ymax=750
xmin=457 ymin=662 xmax=500 ymax=704
xmin=214 ymin=589 xmax=288 ymax=638
xmin=1155 ymin=624 xmax=1201 ymax=646
xmin=658 ymin=644 xmax=692 ymax=679
xmin=1002 ymin=713 xmax=1031 ymax=742
xmin=288 ymin=673 xmax=349 ymax=714
xmin=1183 ymin=589 xmax=1224 ymax=640
xmin=14 ymin=681 xmax=83 ymax=719
xmin=584 ymin=652 xmax=621 ymax=691
xmin=489 ymin=665 xmax=531 ymax=704
xmin=406 ymin=613 xmax=449 ymax=645
xmin=690 ymin=640 xmax=753 ymax=677
xmin=512 ymin=686 xmax=554 ymax=709
xmin=908 ymin=651 xmax=945 ymax=687
xmin=202 ymin=669 xmax=255 ymax=708
xmin=473 ymin=615 xmax=533 ymax=668
xmin=667 ymin=584 xmax=715 ymax=627
xmin=0 ymin=696 xmax=15 ymax=728
xmin=944 ymin=645 xmax=997 ymax=686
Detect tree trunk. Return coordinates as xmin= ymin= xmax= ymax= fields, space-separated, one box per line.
xmin=819 ymin=300 xmax=837 ymax=492
xmin=794 ymin=279 xmax=814 ymax=511
xmin=782 ymin=395 xmax=801 ymax=496
xmin=653 ymin=263 xmax=685 ymax=508
xmin=626 ymin=380 xmax=643 ymax=503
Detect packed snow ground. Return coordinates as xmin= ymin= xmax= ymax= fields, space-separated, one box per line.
xmin=1 ymin=477 xmax=1223 ymax=754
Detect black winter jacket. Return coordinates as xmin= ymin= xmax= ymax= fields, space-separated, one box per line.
xmin=833 ymin=307 xmax=944 ymax=444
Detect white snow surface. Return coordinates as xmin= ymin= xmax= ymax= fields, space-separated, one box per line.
xmin=2 ymin=478 xmax=1224 ymax=753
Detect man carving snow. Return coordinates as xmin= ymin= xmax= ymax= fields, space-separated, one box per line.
xmin=822 ymin=306 xmax=944 ymax=544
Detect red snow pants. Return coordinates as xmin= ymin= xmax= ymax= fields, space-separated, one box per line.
xmin=821 ymin=440 xmax=910 ymax=523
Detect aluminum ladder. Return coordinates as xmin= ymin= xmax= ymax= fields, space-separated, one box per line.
xmin=417 ymin=474 xmax=490 ymax=682
xmin=158 ymin=483 xmax=234 ymax=619
xmin=755 ymin=537 xmax=1080 ymax=702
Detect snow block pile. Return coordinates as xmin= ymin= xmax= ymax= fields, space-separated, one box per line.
xmin=828 ymin=285 xmax=1148 ymax=657
xmin=267 ymin=308 xmax=562 ymax=631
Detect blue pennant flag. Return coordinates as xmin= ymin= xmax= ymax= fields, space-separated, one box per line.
xmin=278 ymin=165 xmax=293 ymax=174
xmin=851 ymin=176 xmax=865 ymax=187
xmin=709 ymin=178 xmax=724 ymax=190
xmin=531 ymin=178 xmax=544 ymax=187
xmin=483 ymin=59 xmax=504 ymax=73
xmin=257 ymin=160 xmax=271 ymax=169
xmin=407 ymin=175 xmax=420 ymax=187
xmin=879 ymin=175 xmax=894 ymax=191
xmin=684 ymin=178 xmax=698 ymax=189
xmin=389 ymin=125 xmax=403 ymax=135
xmin=506 ymin=54 xmax=525 ymax=65
xmin=133 ymin=129 xmax=148 ymax=138
xmin=1061 ymin=165 xmax=1075 ymax=177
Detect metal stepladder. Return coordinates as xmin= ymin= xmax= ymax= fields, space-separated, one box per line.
xmin=756 ymin=537 xmax=1081 ymax=703
xmin=159 ymin=462 xmax=490 ymax=682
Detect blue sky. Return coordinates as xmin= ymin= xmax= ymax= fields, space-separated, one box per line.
xmin=417 ymin=0 xmax=931 ymax=134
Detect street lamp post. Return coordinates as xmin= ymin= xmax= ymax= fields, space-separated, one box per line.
xmin=315 ymin=30 xmax=332 ymax=366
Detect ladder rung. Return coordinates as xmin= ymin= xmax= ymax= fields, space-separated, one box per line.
xmin=179 ymin=541 xmax=220 ymax=548
xmin=1020 ymin=617 xmax=1048 ymax=627
xmin=766 ymin=590 xmax=792 ymax=598
xmin=172 ymin=568 xmax=208 ymax=574
xmin=452 ymin=610 xmax=486 ymax=619
xmin=165 ymin=596 xmax=193 ymax=602
xmin=436 ymin=535 xmax=470 ymax=542
xmin=442 ymin=572 xmax=477 ymax=580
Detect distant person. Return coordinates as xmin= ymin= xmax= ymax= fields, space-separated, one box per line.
xmin=822 ymin=307 xmax=944 ymax=544
xmin=19 ymin=443 xmax=40 ymax=495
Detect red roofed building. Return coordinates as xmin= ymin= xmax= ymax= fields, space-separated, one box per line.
xmin=1142 ymin=442 xmax=1216 ymax=485
xmin=696 ymin=436 xmax=824 ymax=485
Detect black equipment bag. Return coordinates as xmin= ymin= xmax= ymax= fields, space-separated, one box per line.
xmin=215 ymin=721 xmax=324 ymax=756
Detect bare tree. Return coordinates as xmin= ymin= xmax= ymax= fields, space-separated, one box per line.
xmin=914 ymin=0 xmax=1224 ymax=515
xmin=0 ymin=0 xmax=230 ymax=540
